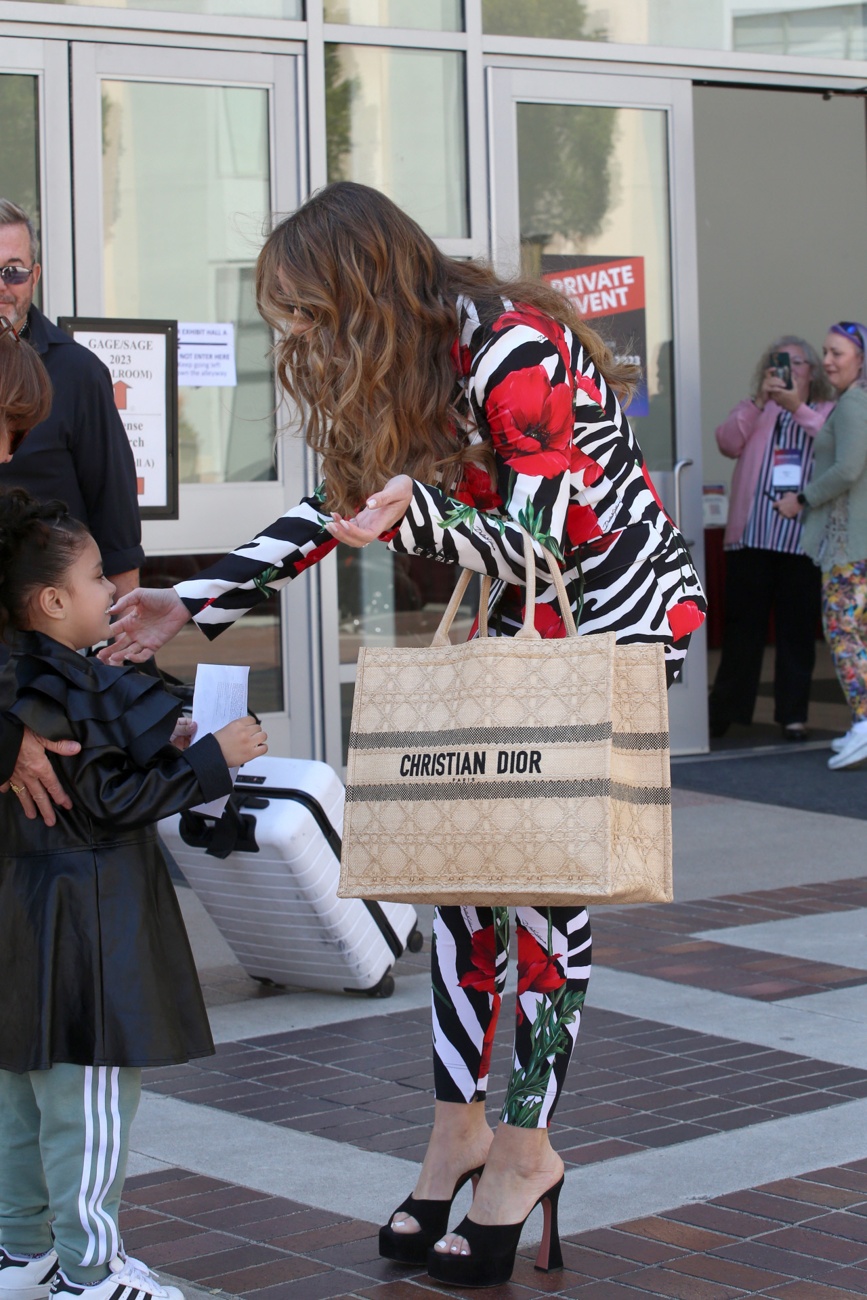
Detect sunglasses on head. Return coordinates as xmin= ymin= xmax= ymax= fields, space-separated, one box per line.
xmin=834 ymin=321 xmax=866 ymax=349
xmin=0 ymin=265 xmax=34 ymax=286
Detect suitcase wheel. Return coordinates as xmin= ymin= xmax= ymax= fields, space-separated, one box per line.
xmin=252 ymin=976 xmax=286 ymax=989
xmin=407 ymin=927 xmax=424 ymax=954
xmin=367 ymin=972 xmax=395 ymax=998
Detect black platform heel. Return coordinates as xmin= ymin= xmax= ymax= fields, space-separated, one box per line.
xmin=378 ymin=1166 xmax=484 ymax=1265
xmin=426 ymin=1174 xmax=564 ymax=1288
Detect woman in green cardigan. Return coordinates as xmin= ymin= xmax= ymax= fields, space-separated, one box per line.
xmin=777 ymin=321 xmax=867 ymax=770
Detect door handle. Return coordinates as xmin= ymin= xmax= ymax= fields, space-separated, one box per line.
xmin=673 ymin=457 xmax=695 ymax=547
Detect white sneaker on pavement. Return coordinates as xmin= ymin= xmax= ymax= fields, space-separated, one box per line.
xmin=828 ymin=729 xmax=867 ymax=770
xmin=50 ymin=1256 xmax=184 ymax=1300
xmin=831 ymin=729 xmax=855 ymax=753
xmin=0 ymin=1249 xmax=60 ymax=1300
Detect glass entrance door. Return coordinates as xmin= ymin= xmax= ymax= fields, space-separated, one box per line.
xmin=69 ymin=42 xmax=316 ymax=754
xmin=0 ymin=37 xmax=73 ymax=320
xmin=489 ymin=68 xmax=708 ymax=754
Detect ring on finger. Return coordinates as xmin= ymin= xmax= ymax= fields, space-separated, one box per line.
xmin=9 ymin=782 xmax=24 ymax=796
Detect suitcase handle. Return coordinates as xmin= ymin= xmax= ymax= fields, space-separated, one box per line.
xmin=230 ymin=780 xmax=406 ymax=960
xmin=180 ymin=801 xmax=259 ymax=859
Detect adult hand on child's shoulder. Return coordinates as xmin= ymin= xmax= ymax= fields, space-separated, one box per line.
xmin=98 ymin=587 xmax=192 ymax=665
xmin=1 ymin=728 xmax=81 ymax=825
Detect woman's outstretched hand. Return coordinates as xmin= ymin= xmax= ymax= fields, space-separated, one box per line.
xmin=98 ymin=587 xmax=192 ymax=665
xmin=325 ymin=474 xmax=413 ymax=547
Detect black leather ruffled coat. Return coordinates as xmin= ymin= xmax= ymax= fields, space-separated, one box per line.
xmin=0 ymin=633 xmax=233 ymax=1073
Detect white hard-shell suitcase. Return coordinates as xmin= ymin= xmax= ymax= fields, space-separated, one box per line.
xmin=159 ymin=755 xmax=423 ymax=997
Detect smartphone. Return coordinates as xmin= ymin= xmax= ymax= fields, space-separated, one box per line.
xmin=769 ymin=350 xmax=793 ymax=390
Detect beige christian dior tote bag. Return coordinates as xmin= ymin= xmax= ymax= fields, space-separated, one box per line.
xmin=338 ymin=531 xmax=672 ymax=907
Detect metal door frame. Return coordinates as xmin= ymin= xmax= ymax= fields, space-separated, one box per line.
xmin=68 ymin=40 xmax=328 ymax=758
xmin=0 ymin=36 xmax=74 ymax=318
xmin=488 ymin=66 xmax=708 ymax=753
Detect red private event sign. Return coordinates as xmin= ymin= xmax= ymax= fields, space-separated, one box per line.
xmin=542 ymin=256 xmax=645 ymax=320
xmin=540 ymin=254 xmax=649 ymax=416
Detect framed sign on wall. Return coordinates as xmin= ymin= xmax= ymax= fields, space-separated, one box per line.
xmin=59 ymin=317 xmax=179 ymax=520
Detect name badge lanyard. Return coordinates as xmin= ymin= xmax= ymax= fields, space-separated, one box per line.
xmin=771 ymin=425 xmax=803 ymax=492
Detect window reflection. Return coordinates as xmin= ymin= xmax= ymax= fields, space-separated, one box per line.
xmin=140 ymin=554 xmax=283 ymax=714
xmin=0 ymin=75 xmax=42 ymax=312
xmin=338 ymin=550 xmax=478 ymax=662
xmin=483 ymin=0 xmax=867 ymax=60
xmin=26 ymin=0 xmax=301 ymax=16
xmin=734 ymin=5 xmax=867 ymax=58
xmin=337 ymin=550 xmax=479 ymax=760
xmin=518 ymin=103 xmax=675 ymax=470
xmin=324 ymin=0 xmax=461 ymax=27
xmin=101 ymin=80 xmax=275 ymax=485
xmin=325 ymin=44 xmax=467 ymax=238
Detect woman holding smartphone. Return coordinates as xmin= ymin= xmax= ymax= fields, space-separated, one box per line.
xmin=709 ymin=336 xmax=833 ymax=741
xmin=776 ymin=321 xmax=867 ymax=770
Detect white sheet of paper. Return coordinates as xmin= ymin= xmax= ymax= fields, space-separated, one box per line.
xmin=191 ymin=663 xmax=250 ymax=816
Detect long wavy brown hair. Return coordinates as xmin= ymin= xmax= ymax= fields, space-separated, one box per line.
xmin=256 ymin=182 xmax=638 ymax=517
xmin=0 ymin=319 xmax=52 ymax=442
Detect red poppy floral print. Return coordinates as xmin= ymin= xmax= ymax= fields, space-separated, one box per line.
xmin=453 ymin=463 xmax=503 ymax=513
xmin=486 ymin=367 xmax=573 ymax=479
xmin=458 ymin=924 xmax=498 ymax=994
xmin=517 ymin=929 xmax=565 ymax=1023
xmin=501 ymin=917 xmax=586 ymax=1127
xmin=457 ymin=920 xmax=506 ymax=1083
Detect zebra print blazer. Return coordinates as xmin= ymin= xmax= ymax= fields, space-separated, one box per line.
xmin=175 ymin=294 xmax=706 ymax=682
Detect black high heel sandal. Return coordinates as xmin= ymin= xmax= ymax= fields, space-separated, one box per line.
xmin=378 ymin=1166 xmax=485 ymax=1265
xmin=426 ymin=1173 xmax=564 ymax=1288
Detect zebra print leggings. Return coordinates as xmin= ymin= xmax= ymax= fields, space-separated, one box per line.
xmin=431 ymin=905 xmax=592 ymax=1128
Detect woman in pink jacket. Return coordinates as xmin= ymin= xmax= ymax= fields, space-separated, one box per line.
xmin=709 ymin=336 xmax=834 ymax=740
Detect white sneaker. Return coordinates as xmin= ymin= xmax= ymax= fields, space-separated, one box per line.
xmin=0 ymin=1249 xmax=60 ymax=1300
xmin=831 ymin=729 xmax=855 ymax=753
xmin=828 ymin=730 xmax=867 ymax=770
xmin=50 ymin=1256 xmax=184 ymax=1300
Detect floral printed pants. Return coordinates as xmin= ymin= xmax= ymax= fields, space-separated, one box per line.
xmin=821 ymin=559 xmax=867 ymax=721
xmin=431 ymin=905 xmax=591 ymax=1128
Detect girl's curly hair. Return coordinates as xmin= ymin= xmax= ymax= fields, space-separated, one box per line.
xmin=0 ymin=488 xmax=89 ymax=641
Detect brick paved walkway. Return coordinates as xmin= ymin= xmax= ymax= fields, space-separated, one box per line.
xmin=592 ymin=878 xmax=867 ymax=1000
xmin=128 ymin=867 xmax=867 ymax=1298
xmin=142 ymin=1005 xmax=867 ymax=1170
xmin=123 ymin=1159 xmax=867 ymax=1297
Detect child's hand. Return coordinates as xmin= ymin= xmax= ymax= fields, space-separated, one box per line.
xmin=170 ymin=716 xmax=197 ymax=751
xmin=214 ymin=716 xmax=268 ymax=767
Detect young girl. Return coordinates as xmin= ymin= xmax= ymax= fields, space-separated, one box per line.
xmin=0 ymin=488 xmax=268 ymax=1300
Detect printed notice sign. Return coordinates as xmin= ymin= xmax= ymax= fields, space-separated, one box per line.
xmin=178 ymin=322 xmax=237 ymax=387
xmin=541 ymin=256 xmax=649 ymax=417
xmin=59 ymin=317 xmax=179 ymax=520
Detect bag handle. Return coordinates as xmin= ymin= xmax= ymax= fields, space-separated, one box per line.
xmin=431 ymin=527 xmax=578 ymax=646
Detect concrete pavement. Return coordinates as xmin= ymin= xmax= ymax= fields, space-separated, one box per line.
xmin=122 ymin=782 xmax=867 ymax=1297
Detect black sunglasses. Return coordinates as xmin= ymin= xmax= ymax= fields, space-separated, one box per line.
xmin=0 ymin=265 xmax=35 ymax=286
